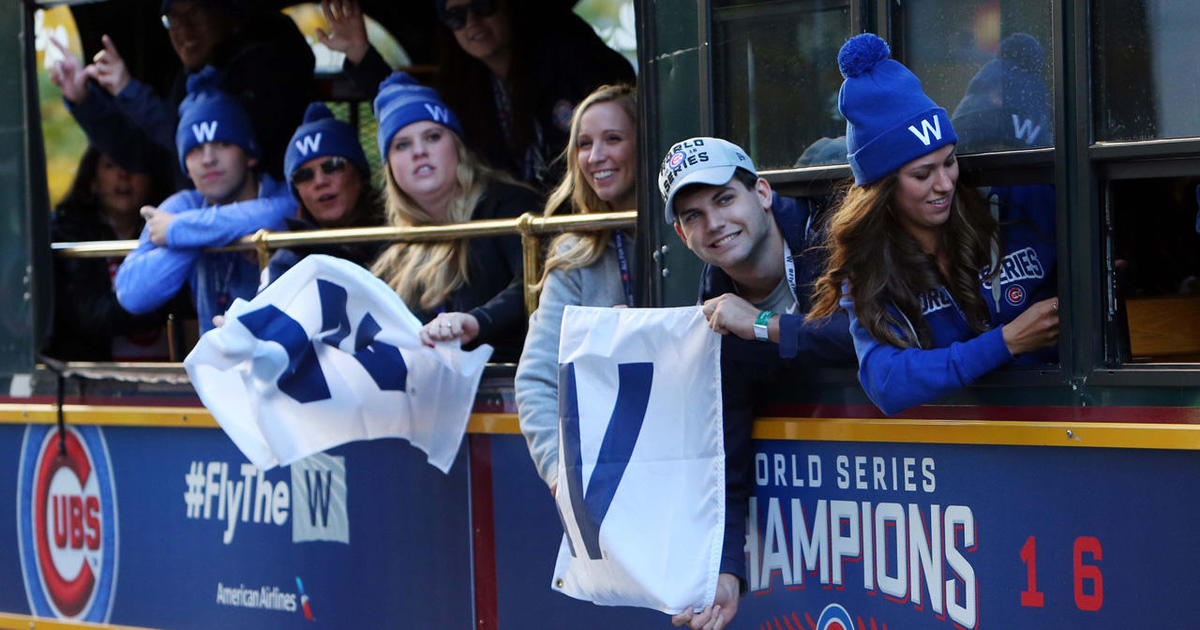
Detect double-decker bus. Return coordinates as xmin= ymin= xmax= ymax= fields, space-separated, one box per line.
xmin=2 ymin=1 xmax=1198 ymax=628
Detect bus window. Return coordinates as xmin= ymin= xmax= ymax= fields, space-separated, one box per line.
xmin=895 ymin=0 xmax=1054 ymax=155
xmin=711 ymin=0 xmax=851 ymax=170
xmin=1092 ymin=0 xmax=1200 ymax=142
xmin=1107 ymin=176 xmax=1200 ymax=363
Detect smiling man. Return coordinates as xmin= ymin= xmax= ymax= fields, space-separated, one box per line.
xmin=115 ymin=68 xmax=294 ymax=332
xmin=659 ymin=137 xmax=855 ymax=630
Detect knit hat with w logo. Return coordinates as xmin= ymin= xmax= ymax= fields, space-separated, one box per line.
xmin=837 ymin=33 xmax=957 ymax=185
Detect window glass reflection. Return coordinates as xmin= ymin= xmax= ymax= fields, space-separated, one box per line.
xmin=898 ymin=1 xmax=1054 ymax=153
xmin=712 ymin=0 xmax=851 ymax=170
xmin=1093 ymin=0 xmax=1200 ymax=141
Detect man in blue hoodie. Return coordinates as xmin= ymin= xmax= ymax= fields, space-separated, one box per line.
xmin=115 ymin=67 xmax=295 ymax=332
xmin=659 ymin=137 xmax=855 ymax=630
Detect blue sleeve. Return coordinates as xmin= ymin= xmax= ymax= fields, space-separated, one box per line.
xmin=115 ymin=232 xmax=199 ymax=315
xmin=113 ymin=78 xmax=178 ymax=155
xmin=65 ymin=83 xmax=161 ymax=173
xmin=776 ymin=311 xmax=857 ymax=366
xmin=165 ymin=194 xmax=296 ymax=248
xmin=843 ymin=294 xmax=1013 ymax=415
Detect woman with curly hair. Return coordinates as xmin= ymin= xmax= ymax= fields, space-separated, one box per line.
xmin=808 ymin=34 xmax=1059 ymax=415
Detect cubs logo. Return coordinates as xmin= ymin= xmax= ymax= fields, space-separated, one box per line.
xmin=816 ymin=603 xmax=854 ymax=630
xmin=668 ymin=150 xmax=687 ymax=169
xmin=1005 ymin=284 xmax=1027 ymax=306
xmin=17 ymin=426 xmax=118 ymax=622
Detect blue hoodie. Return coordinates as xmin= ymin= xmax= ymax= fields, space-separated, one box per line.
xmin=115 ymin=175 xmax=295 ymax=332
xmin=844 ymin=186 xmax=1057 ymax=415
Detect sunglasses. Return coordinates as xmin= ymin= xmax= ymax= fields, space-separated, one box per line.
xmin=440 ymin=0 xmax=497 ymax=30
xmin=291 ymin=157 xmax=348 ymax=185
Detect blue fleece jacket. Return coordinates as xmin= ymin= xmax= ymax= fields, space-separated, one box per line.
xmin=845 ymin=184 xmax=1057 ymax=415
xmin=115 ymin=175 xmax=295 ymax=332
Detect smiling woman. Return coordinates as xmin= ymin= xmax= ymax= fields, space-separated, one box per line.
xmin=807 ymin=33 xmax=1059 ymax=416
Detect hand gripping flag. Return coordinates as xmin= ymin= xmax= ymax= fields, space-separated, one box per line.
xmin=551 ymin=305 xmax=723 ymax=613
xmin=184 ymin=255 xmax=492 ymax=472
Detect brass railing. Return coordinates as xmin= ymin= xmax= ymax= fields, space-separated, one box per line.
xmin=51 ymin=210 xmax=638 ymax=315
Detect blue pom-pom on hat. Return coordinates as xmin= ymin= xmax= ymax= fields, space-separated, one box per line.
xmin=837 ymin=33 xmax=890 ymax=79
xmin=175 ymin=65 xmax=258 ymax=171
xmin=837 ymin=33 xmax=956 ymax=185
xmin=284 ymin=103 xmax=370 ymax=193
xmin=372 ymin=72 xmax=464 ymax=162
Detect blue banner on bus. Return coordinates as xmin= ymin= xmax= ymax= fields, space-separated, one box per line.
xmin=738 ymin=438 xmax=1200 ymax=629
xmin=2 ymin=423 xmax=472 ymax=629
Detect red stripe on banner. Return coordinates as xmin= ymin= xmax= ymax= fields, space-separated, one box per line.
xmin=774 ymin=617 xmax=785 ymax=630
xmin=761 ymin=402 xmax=1200 ymax=424
xmin=782 ymin=613 xmax=798 ymax=630
xmin=792 ymin=612 xmax=807 ymax=630
xmin=857 ymin=617 xmax=866 ymax=630
xmin=469 ymin=434 xmax=498 ymax=630
xmin=804 ymin=612 xmax=817 ymax=630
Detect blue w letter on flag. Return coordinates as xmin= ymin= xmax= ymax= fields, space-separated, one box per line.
xmin=558 ymin=361 xmax=653 ymax=560
xmin=238 ymin=279 xmax=408 ymax=403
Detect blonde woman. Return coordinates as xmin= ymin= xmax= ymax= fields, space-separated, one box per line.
xmin=514 ymin=84 xmax=637 ymax=493
xmin=371 ymin=73 xmax=541 ymax=361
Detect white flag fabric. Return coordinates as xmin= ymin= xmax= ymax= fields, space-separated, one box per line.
xmin=184 ymin=255 xmax=492 ymax=472
xmin=551 ymin=305 xmax=723 ymax=614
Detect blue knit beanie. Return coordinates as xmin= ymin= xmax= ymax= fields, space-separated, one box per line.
xmin=285 ymin=103 xmax=371 ymax=187
xmin=837 ymin=34 xmax=957 ymax=185
xmin=373 ymin=72 xmax=464 ymax=161
xmin=952 ymin=33 xmax=1051 ymax=151
xmin=175 ymin=66 xmax=257 ymax=170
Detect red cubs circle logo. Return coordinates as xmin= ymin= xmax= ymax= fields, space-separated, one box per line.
xmin=1005 ymin=284 xmax=1027 ymax=306
xmin=18 ymin=426 xmax=118 ymax=622
xmin=669 ymin=151 xmax=686 ymax=168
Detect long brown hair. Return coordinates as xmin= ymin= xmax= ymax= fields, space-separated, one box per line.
xmin=536 ymin=84 xmax=637 ymax=289
xmin=371 ymin=131 xmax=518 ymax=310
xmin=808 ymin=176 xmax=1000 ymax=348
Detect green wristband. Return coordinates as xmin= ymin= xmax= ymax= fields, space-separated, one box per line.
xmin=753 ymin=310 xmax=775 ymax=341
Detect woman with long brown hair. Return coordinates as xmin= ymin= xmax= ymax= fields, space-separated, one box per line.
xmin=808 ymin=34 xmax=1059 ymax=415
xmin=370 ymin=72 xmax=541 ymax=361
xmin=514 ymin=83 xmax=636 ymax=494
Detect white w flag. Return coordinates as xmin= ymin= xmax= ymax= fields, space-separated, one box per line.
xmin=184 ymin=255 xmax=492 ymax=472
xmin=551 ymin=305 xmax=723 ymax=613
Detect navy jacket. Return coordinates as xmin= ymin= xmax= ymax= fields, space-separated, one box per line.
xmin=697 ymin=192 xmax=856 ymax=590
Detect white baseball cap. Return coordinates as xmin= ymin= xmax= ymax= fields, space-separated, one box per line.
xmin=657 ymin=137 xmax=757 ymax=224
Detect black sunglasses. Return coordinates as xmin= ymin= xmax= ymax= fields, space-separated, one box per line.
xmin=440 ymin=0 xmax=497 ymax=30
xmin=291 ymin=157 xmax=348 ymax=185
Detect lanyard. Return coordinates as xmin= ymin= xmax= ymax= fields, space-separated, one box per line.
xmin=781 ymin=240 xmax=799 ymax=314
xmin=613 ymin=231 xmax=634 ymax=307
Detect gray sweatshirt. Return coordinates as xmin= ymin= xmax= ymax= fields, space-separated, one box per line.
xmin=514 ymin=236 xmax=633 ymax=487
